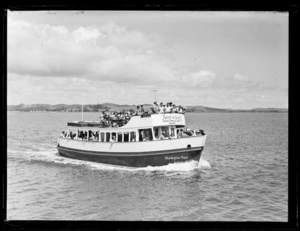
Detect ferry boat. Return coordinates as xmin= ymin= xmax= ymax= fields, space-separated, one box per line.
xmin=57 ymin=113 xmax=207 ymax=167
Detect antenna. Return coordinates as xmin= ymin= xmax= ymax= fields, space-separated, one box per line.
xmin=152 ymin=90 xmax=158 ymax=102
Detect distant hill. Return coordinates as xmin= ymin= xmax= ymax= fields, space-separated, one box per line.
xmin=249 ymin=108 xmax=288 ymax=113
xmin=7 ymin=103 xmax=288 ymax=113
xmin=185 ymin=105 xmax=288 ymax=113
xmin=186 ymin=105 xmax=231 ymax=113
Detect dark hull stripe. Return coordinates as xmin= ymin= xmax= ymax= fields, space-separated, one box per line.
xmin=57 ymin=146 xmax=203 ymax=167
xmin=57 ymin=145 xmax=203 ymax=157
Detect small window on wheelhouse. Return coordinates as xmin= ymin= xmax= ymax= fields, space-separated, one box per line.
xmin=124 ymin=132 xmax=129 ymax=142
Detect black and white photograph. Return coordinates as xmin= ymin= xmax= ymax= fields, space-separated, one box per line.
xmin=6 ymin=9 xmax=290 ymax=224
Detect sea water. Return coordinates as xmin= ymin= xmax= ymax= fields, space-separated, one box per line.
xmin=6 ymin=112 xmax=288 ymax=221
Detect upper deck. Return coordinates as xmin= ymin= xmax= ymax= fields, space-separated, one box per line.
xmin=67 ymin=113 xmax=186 ymax=130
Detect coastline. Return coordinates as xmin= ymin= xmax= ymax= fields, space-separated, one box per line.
xmin=7 ymin=103 xmax=288 ymax=113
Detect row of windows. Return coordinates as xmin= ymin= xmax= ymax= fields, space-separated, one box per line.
xmin=65 ymin=126 xmax=180 ymax=142
xmin=101 ymin=131 xmax=136 ymax=142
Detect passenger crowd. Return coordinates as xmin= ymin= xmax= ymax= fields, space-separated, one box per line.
xmin=151 ymin=102 xmax=187 ymax=114
xmin=60 ymin=130 xmax=100 ymax=141
xmin=99 ymin=102 xmax=187 ymax=128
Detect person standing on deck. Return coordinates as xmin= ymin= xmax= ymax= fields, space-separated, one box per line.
xmin=153 ymin=102 xmax=159 ymax=114
xmin=140 ymin=105 xmax=145 ymax=114
xmin=136 ymin=105 xmax=141 ymax=115
xmin=166 ymin=103 xmax=171 ymax=113
xmin=159 ymin=102 xmax=164 ymax=114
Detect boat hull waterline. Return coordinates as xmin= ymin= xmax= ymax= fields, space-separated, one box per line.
xmin=57 ymin=145 xmax=204 ymax=167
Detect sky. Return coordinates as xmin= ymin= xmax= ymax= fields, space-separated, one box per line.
xmin=7 ymin=11 xmax=288 ymax=109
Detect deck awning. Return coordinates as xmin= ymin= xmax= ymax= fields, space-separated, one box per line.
xmin=67 ymin=121 xmax=100 ymax=127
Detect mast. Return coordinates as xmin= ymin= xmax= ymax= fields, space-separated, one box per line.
xmin=152 ymin=90 xmax=158 ymax=102
xmin=81 ymin=104 xmax=83 ymax=121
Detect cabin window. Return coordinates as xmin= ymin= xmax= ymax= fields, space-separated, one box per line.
xmin=124 ymin=132 xmax=129 ymax=142
xmin=171 ymin=127 xmax=175 ymax=137
xmin=117 ymin=132 xmax=123 ymax=142
xmin=100 ymin=132 xmax=105 ymax=142
xmin=138 ymin=130 xmax=143 ymax=141
xmin=69 ymin=130 xmax=76 ymax=139
xmin=106 ymin=132 xmax=111 ymax=142
xmin=78 ymin=130 xmax=83 ymax=139
xmin=154 ymin=127 xmax=159 ymax=139
xmin=138 ymin=129 xmax=153 ymax=141
xmin=147 ymin=129 xmax=153 ymax=141
xmin=89 ymin=130 xmax=95 ymax=141
xmin=111 ymin=132 xmax=116 ymax=142
xmin=161 ymin=126 xmax=170 ymax=138
xmin=130 ymin=131 xmax=136 ymax=142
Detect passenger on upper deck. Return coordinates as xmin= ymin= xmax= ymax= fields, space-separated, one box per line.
xmin=172 ymin=104 xmax=177 ymax=113
xmin=136 ymin=105 xmax=141 ymax=115
xmin=153 ymin=102 xmax=160 ymax=114
xmin=159 ymin=103 xmax=164 ymax=114
xmin=178 ymin=106 xmax=183 ymax=113
xmin=166 ymin=103 xmax=171 ymax=113
xmin=159 ymin=102 xmax=163 ymax=109
xmin=140 ymin=105 xmax=145 ymax=113
xmin=149 ymin=107 xmax=156 ymax=114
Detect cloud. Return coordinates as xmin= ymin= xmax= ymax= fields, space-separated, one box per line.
xmin=189 ymin=70 xmax=216 ymax=85
xmin=7 ymin=18 xmax=174 ymax=86
xmin=233 ymin=73 xmax=249 ymax=82
xmin=72 ymin=27 xmax=104 ymax=44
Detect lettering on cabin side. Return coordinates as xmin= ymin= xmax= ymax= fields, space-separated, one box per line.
xmin=162 ymin=114 xmax=183 ymax=124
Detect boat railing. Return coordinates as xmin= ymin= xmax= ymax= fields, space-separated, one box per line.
xmin=59 ymin=134 xmax=205 ymax=144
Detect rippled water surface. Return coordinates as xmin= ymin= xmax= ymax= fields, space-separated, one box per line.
xmin=7 ymin=112 xmax=288 ymax=221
